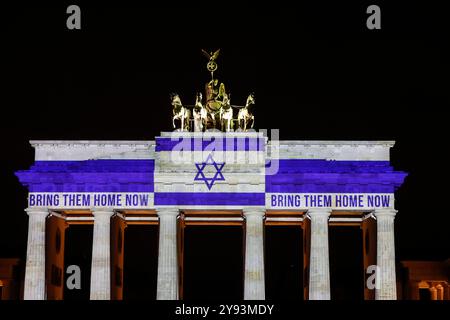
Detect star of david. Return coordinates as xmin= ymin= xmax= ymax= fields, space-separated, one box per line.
xmin=194 ymin=154 xmax=225 ymax=190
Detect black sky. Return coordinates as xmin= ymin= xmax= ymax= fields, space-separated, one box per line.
xmin=1 ymin=2 xmax=449 ymax=265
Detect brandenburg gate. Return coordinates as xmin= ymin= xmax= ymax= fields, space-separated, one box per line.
xmin=14 ymin=50 xmax=407 ymax=300
xmin=15 ymin=134 xmax=406 ymax=300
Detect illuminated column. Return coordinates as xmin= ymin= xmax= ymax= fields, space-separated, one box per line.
xmin=24 ymin=207 xmax=48 ymax=300
xmin=410 ymin=281 xmax=420 ymax=300
xmin=436 ymin=284 xmax=444 ymax=300
xmin=374 ymin=208 xmax=397 ymax=300
xmin=308 ymin=208 xmax=331 ymax=300
xmin=243 ymin=207 xmax=265 ymax=300
xmin=156 ymin=208 xmax=179 ymax=300
xmin=90 ymin=208 xmax=114 ymax=300
xmin=429 ymin=286 xmax=438 ymax=300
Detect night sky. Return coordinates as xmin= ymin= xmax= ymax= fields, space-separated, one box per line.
xmin=1 ymin=2 xmax=449 ymax=299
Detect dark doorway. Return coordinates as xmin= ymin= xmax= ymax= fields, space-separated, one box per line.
xmin=329 ymin=226 xmax=364 ymax=300
xmin=123 ymin=225 xmax=159 ymax=300
xmin=63 ymin=225 xmax=93 ymax=300
xmin=419 ymin=288 xmax=431 ymax=300
xmin=183 ymin=226 xmax=243 ymax=300
xmin=265 ymin=226 xmax=303 ymax=300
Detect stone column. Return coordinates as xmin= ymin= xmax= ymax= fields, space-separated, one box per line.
xmin=24 ymin=207 xmax=48 ymax=300
xmin=409 ymin=281 xmax=420 ymax=300
xmin=307 ymin=208 xmax=331 ymax=300
xmin=374 ymin=208 xmax=397 ymax=300
xmin=90 ymin=208 xmax=114 ymax=300
xmin=156 ymin=208 xmax=179 ymax=300
xmin=436 ymin=284 xmax=444 ymax=300
xmin=243 ymin=207 xmax=265 ymax=300
xmin=429 ymin=286 xmax=438 ymax=300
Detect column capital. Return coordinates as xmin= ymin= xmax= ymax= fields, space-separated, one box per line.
xmin=25 ymin=207 xmax=49 ymax=216
xmin=242 ymin=207 xmax=265 ymax=217
xmin=91 ymin=207 xmax=115 ymax=217
xmin=373 ymin=208 xmax=397 ymax=218
xmin=307 ymin=208 xmax=332 ymax=218
xmin=156 ymin=207 xmax=179 ymax=217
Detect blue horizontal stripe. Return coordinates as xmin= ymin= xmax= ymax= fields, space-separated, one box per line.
xmin=27 ymin=184 xmax=153 ymax=193
xmin=15 ymin=159 xmax=408 ymax=195
xmin=266 ymin=159 xmax=407 ymax=193
xmin=16 ymin=159 xmax=155 ymax=192
xmin=155 ymin=192 xmax=265 ymax=206
xmin=266 ymin=160 xmax=394 ymax=172
xmin=266 ymin=184 xmax=397 ymax=193
xmin=31 ymin=160 xmax=154 ymax=172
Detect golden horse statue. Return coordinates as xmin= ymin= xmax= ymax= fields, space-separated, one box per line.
xmin=169 ymin=49 xmax=255 ymax=132
xmin=170 ymin=93 xmax=191 ymax=131
xmin=237 ymin=93 xmax=255 ymax=131
xmin=193 ymin=92 xmax=207 ymax=132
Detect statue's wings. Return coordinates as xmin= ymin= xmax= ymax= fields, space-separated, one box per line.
xmin=211 ymin=49 xmax=220 ymax=61
xmin=218 ymin=83 xmax=226 ymax=96
xmin=201 ymin=49 xmax=211 ymax=60
xmin=202 ymin=49 xmax=220 ymax=61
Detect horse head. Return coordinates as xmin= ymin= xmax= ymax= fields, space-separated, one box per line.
xmin=194 ymin=92 xmax=203 ymax=111
xmin=222 ymin=92 xmax=231 ymax=110
xmin=245 ymin=93 xmax=255 ymax=109
xmin=170 ymin=93 xmax=182 ymax=109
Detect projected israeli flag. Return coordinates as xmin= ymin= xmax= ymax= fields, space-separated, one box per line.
xmin=153 ymin=132 xmax=266 ymax=207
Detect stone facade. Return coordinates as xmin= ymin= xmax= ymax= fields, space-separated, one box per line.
xmin=15 ymin=132 xmax=407 ymax=300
